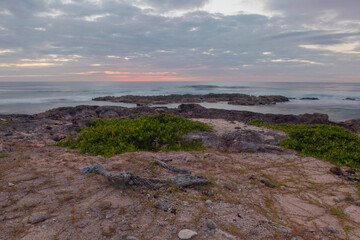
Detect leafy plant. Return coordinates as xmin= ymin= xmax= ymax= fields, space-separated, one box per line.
xmin=0 ymin=122 xmax=10 ymax=126
xmin=58 ymin=114 xmax=212 ymax=157
xmin=249 ymin=119 xmax=360 ymax=168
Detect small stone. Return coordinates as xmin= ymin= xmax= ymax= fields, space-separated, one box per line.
xmin=330 ymin=167 xmax=343 ymax=176
xmin=323 ymin=225 xmax=337 ymax=234
xmin=8 ymin=182 xmax=15 ymax=187
xmin=28 ymin=214 xmax=52 ymax=224
xmin=345 ymin=169 xmax=356 ymax=175
xmin=205 ymin=199 xmax=212 ymax=205
xmin=206 ymin=219 xmax=217 ymax=230
xmin=154 ymin=200 xmax=170 ymax=212
xmin=126 ymin=236 xmax=139 ymax=240
xmin=260 ymin=179 xmax=276 ymax=188
xmin=178 ymin=229 xmax=197 ymax=239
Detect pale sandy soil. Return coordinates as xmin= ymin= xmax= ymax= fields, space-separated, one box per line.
xmin=0 ymin=119 xmax=360 ymax=240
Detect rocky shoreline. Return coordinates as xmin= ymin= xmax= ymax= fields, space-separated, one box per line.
xmin=1 ymin=105 xmax=360 ymax=239
xmin=93 ymin=93 xmax=290 ymax=106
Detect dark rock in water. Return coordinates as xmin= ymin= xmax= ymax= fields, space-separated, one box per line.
xmin=178 ymin=103 xmax=206 ymax=112
xmin=300 ymin=97 xmax=319 ymax=100
xmin=94 ymin=93 xmax=289 ymax=106
xmin=344 ymin=97 xmax=356 ymax=101
xmin=330 ymin=167 xmax=344 ymax=176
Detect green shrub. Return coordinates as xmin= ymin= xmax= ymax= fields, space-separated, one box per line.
xmin=0 ymin=122 xmax=10 ymax=126
xmin=58 ymin=114 xmax=212 ymax=157
xmin=249 ymin=119 xmax=360 ymax=168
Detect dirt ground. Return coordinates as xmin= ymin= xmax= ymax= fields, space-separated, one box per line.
xmin=1 ymin=119 xmax=360 ymax=240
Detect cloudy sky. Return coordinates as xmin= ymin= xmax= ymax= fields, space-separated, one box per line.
xmin=1 ymin=0 xmax=360 ymax=82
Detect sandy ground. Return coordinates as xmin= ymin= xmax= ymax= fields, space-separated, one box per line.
xmin=0 ymin=119 xmax=360 ymax=240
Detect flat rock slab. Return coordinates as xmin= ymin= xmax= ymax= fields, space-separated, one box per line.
xmin=178 ymin=229 xmax=198 ymax=239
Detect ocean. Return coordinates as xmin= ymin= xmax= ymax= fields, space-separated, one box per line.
xmin=0 ymin=81 xmax=359 ymax=122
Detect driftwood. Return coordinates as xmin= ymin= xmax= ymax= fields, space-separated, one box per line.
xmin=80 ymin=161 xmax=211 ymax=189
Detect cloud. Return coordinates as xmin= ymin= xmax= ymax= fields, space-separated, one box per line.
xmin=270 ymin=58 xmax=323 ymax=65
xmin=300 ymin=42 xmax=360 ymax=54
xmin=0 ymin=0 xmax=359 ymax=82
xmin=130 ymin=0 xmax=209 ymax=12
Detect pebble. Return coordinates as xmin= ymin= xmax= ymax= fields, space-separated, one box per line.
xmin=178 ymin=229 xmax=197 ymax=239
xmin=205 ymin=199 xmax=212 ymax=205
xmin=323 ymin=225 xmax=337 ymax=234
xmin=8 ymin=182 xmax=15 ymax=187
xmin=206 ymin=219 xmax=217 ymax=230
xmin=126 ymin=236 xmax=139 ymax=240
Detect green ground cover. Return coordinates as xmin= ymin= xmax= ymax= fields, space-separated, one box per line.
xmin=58 ymin=114 xmax=212 ymax=157
xmin=249 ymin=119 xmax=360 ymax=168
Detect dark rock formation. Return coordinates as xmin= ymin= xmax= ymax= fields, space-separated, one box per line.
xmin=0 ymin=104 xmax=333 ymax=145
xmin=338 ymin=119 xmax=360 ymax=135
xmin=93 ymin=93 xmax=289 ymax=106
xmin=300 ymin=97 xmax=319 ymax=100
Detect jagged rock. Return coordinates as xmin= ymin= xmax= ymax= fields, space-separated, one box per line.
xmin=178 ymin=229 xmax=197 ymax=239
xmin=94 ymin=93 xmax=289 ymax=106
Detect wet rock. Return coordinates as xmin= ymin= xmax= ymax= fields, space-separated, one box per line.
xmin=300 ymin=97 xmax=319 ymax=100
xmin=178 ymin=229 xmax=197 ymax=239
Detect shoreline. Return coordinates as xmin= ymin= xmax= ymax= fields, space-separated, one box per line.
xmin=1 ymin=104 xmax=360 ymax=239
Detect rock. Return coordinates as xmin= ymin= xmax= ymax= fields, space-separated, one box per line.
xmin=99 ymin=110 xmax=119 ymax=119
xmin=206 ymin=219 xmax=217 ymax=230
xmin=300 ymin=97 xmax=319 ymax=100
xmin=205 ymin=199 xmax=212 ymax=205
xmin=28 ymin=213 xmax=53 ymax=224
xmin=354 ymin=201 xmax=360 ymax=207
xmin=178 ymin=229 xmax=197 ymax=239
xmin=214 ymin=229 xmax=236 ymax=239
xmin=260 ymin=179 xmax=276 ymax=188
xmin=154 ymin=200 xmax=170 ymax=212
xmin=338 ymin=119 xmax=360 ymax=134
xmin=126 ymin=236 xmax=139 ymax=240
xmin=8 ymin=182 xmax=15 ymax=187
xmin=323 ymin=225 xmax=337 ymax=234
xmin=178 ymin=104 xmax=206 ymax=112
xmin=330 ymin=167 xmax=344 ymax=176
xmin=345 ymin=169 xmax=356 ymax=175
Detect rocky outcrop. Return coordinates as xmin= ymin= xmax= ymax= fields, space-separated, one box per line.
xmin=338 ymin=119 xmax=360 ymax=135
xmin=93 ymin=93 xmax=289 ymax=106
xmin=0 ymin=104 xmax=333 ymax=144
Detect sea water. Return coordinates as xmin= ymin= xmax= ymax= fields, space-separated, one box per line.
xmin=0 ymin=81 xmax=359 ymax=122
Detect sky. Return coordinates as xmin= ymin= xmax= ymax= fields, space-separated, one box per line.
xmin=0 ymin=0 xmax=360 ymax=82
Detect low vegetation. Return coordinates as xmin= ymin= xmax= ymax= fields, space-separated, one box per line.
xmin=58 ymin=114 xmax=212 ymax=157
xmin=0 ymin=153 xmax=11 ymax=158
xmin=249 ymin=119 xmax=360 ymax=168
